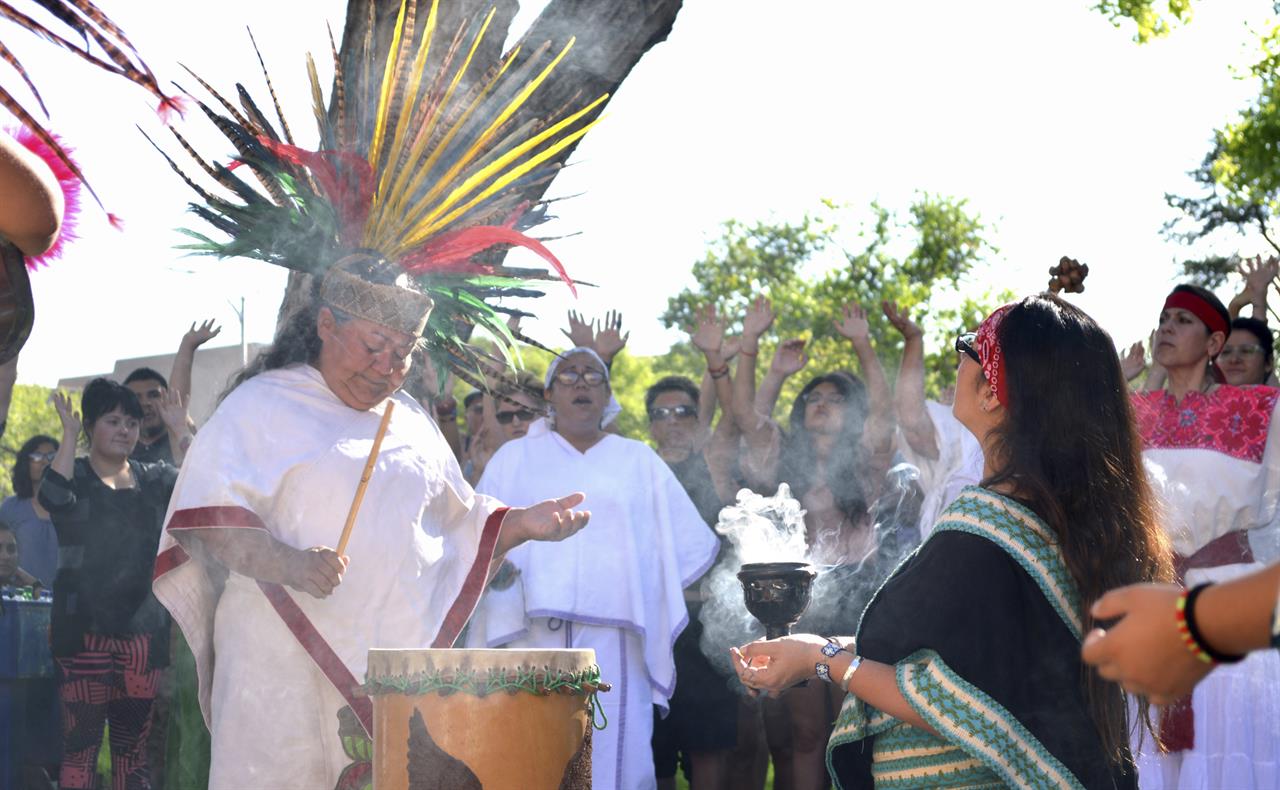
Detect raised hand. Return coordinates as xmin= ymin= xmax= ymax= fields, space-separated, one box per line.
xmin=158 ymin=387 xmax=191 ymax=435
xmin=1120 ymin=341 xmax=1147 ymax=382
xmin=769 ymin=338 xmax=809 ymax=377
xmin=561 ymin=310 xmax=594 ymax=349
xmin=742 ymin=296 xmax=775 ymax=341
xmin=1240 ymin=255 xmax=1280 ymax=298
xmin=594 ymin=310 xmax=629 ymax=361
xmin=286 ymin=546 xmax=349 ymax=599
xmin=834 ymin=302 xmax=871 ymax=344
xmin=720 ymin=335 xmax=743 ymax=361
xmin=182 ymin=319 xmax=222 ymax=349
xmin=881 ymin=301 xmax=923 ymax=341
xmin=50 ymin=391 xmax=81 ymax=440
xmin=690 ymin=305 xmax=726 ymax=355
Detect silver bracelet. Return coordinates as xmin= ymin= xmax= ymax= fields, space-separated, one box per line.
xmin=840 ymin=654 xmax=863 ymax=691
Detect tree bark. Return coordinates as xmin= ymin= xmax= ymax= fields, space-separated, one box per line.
xmin=275 ymin=0 xmax=683 ymax=330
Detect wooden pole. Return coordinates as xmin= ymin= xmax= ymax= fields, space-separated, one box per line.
xmin=336 ymin=401 xmax=395 ymax=555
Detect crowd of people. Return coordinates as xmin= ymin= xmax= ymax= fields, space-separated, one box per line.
xmin=2 ymin=255 xmax=1280 ymax=790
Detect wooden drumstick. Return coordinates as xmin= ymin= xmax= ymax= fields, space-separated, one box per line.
xmin=336 ymin=400 xmax=395 ymax=555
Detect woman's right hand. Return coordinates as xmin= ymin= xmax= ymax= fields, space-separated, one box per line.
xmin=285 ymin=546 xmax=348 ymax=599
xmin=50 ymin=391 xmax=81 ymax=440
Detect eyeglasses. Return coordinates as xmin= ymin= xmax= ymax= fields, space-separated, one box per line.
xmin=1220 ymin=344 xmax=1265 ymax=360
xmin=552 ymin=369 xmax=606 ymax=388
xmin=955 ymin=332 xmax=981 ymax=365
xmin=0 ymin=544 xmax=16 ymax=555
xmin=27 ymin=452 xmax=55 ymax=463
xmin=649 ymin=405 xmax=697 ymax=422
xmin=495 ymin=409 xmax=537 ymax=425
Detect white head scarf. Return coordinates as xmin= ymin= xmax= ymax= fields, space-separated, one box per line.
xmin=544 ymin=346 xmax=622 ymax=428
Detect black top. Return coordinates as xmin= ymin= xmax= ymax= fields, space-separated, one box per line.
xmin=668 ymin=451 xmax=725 ymax=528
xmin=831 ymin=530 xmax=1138 ymax=790
xmin=38 ymin=457 xmax=178 ymax=663
xmin=131 ymin=431 xmax=175 ymax=466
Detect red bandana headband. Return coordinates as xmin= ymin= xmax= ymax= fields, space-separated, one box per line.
xmin=974 ymin=304 xmax=1014 ymax=406
xmin=1163 ymin=291 xmax=1229 ymax=337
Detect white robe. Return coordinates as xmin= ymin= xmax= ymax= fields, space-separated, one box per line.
xmin=152 ymin=365 xmax=505 ymax=790
xmin=1131 ymin=387 xmax=1280 ymax=789
xmin=897 ymin=400 xmax=984 ymax=539
xmin=467 ymin=419 xmax=718 ymax=790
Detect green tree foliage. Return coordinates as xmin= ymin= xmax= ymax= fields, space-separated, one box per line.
xmin=0 ymin=384 xmax=61 ymax=499
xmin=1093 ymin=0 xmax=1195 ymax=43
xmin=659 ymin=196 xmax=1011 ymax=421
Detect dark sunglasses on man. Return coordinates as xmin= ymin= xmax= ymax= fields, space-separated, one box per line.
xmin=955 ymin=332 xmax=981 ymax=365
xmin=649 ymin=405 xmax=697 ymax=422
xmin=495 ymin=409 xmax=537 ymax=425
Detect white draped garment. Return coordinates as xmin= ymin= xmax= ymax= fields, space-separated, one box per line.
xmin=466 ymin=419 xmax=718 ymax=790
xmin=152 ymin=365 xmax=506 ymax=790
xmin=1131 ymin=386 xmax=1280 ymax=790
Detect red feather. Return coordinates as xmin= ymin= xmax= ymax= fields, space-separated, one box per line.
xmin=399 ymin=225 xmax=576 ymax=296
xmin=8 ymin=126 xmax=81 ymax=268
xmin=157 ymin=94 xmax=189 ymax=122
xmin=257 ymin=137 xmax=372 ymax=244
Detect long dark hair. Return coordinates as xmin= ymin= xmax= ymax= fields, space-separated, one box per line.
xmin=983 ymin=294 xmax=1172 ymax=763
xmin=223 ymin=276 xmax=332 ymax=400
xmin=12 ymin=434 xmax=57 ymax=498
xmin=778 ymin=371 xmax=871 ymax=521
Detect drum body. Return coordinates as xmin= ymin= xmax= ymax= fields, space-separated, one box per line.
xmin=366 ymin=648 xmax=600 ymax=790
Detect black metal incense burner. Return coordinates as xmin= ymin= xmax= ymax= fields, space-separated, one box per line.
xmin=737 ymin=562 xmax=818 ymax=639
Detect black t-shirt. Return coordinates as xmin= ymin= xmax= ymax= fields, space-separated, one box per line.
xmin=38 ymin=457 xmax=178 ymax=663
xmin=668 ymin=451 xmax=725 ymax=528
xmin=131 ymin=431 xmax=175 ymax=466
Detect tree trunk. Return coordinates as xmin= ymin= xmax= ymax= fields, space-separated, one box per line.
xmin=275 ymin=0 xmax=683 ymax=330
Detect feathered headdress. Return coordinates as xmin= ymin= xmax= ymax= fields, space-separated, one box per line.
xmin=148 ymin=0 xmax=606 ymax=386
xmin=0 ymin=0 xmax=178 ymax=212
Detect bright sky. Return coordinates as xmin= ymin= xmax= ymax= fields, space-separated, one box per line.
xmin=5 ymin=0 xmax=1276 ymax=385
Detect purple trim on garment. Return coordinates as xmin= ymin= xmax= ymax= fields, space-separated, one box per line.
xmin=680 ymin=545 xmax=719 ymax=589
xmin=616 ymin=628 xmax=627 ymax=789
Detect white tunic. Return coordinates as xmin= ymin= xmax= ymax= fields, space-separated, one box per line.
xmin=152 ymin=365 xmax=505 ymax=790
xmin=467 ymin=419 xmax=718 ymax=790
xmin=1131 ymin=386 xmax=1280 ymax=789
xmin=897 ymin=400 xmax=984 ymax=539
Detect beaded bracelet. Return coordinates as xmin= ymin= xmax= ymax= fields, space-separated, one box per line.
xmin=1177 ymin=583 xmax=1246 ymax=665
xmin=1174 ymin=588 xmax=1213 ymax=665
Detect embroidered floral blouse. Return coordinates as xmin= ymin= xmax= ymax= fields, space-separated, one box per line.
xmin=1131 ymin=385 xmax=1280 ymax=560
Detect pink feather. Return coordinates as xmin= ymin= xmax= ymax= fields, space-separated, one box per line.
xmin=8 ymin=126 xmax=82 ymax=268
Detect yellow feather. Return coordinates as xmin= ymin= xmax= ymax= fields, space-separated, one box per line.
xmin=397 ymin=93 xmax=605 ymax=243
xmin=399 ymin=113 xmax=603 ymax=252
xmin=378 ymin=5 xmax=496 ymax=227
xmin=366 ymin=0 xmax=411 ymax=177
xmin=401 ymin=38 xmax=576 ymax=225
xmin=365 ymin=0 xmax=438 ymax=241
xmin=383 ymin=41 xmax=522 ymax=238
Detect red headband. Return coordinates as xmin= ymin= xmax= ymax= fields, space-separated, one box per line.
xmin=1164 ymin=291 xmax=1228 ymax=337
xmin=974 ymin=304 xmax=1014 ymax=406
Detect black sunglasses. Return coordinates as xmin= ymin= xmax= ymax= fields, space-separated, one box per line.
xmin=649 ymin=405 xmax=697 ymax=422
xmin=955 ymin=332 xmax=981 ymax=365
xmin=495 ymin=409 xmax=537 ymax=425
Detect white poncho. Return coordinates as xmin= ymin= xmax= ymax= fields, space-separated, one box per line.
xmin=153 ymin=364 xmax=506 ymax=790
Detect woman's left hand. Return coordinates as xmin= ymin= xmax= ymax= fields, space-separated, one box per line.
xmin=730 ymin=634 xmax=828 ymax=696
